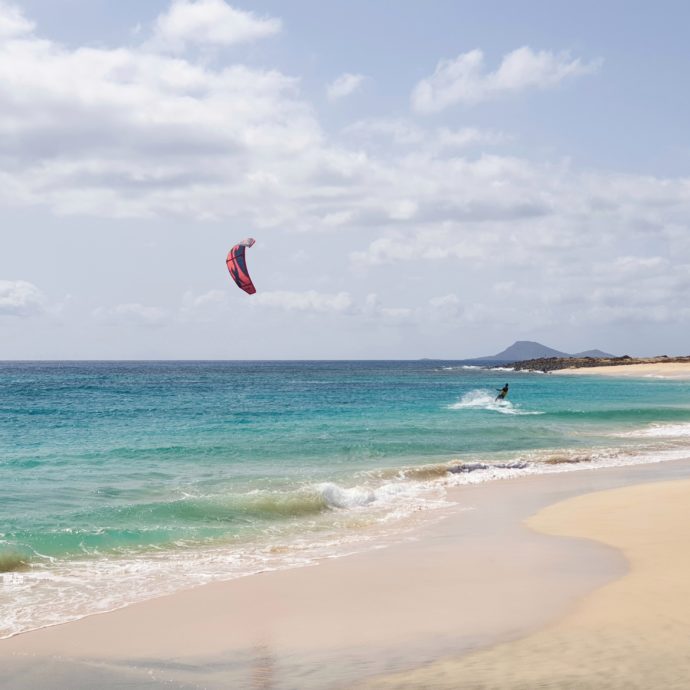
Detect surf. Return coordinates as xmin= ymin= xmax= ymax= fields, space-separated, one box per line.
xmin=448 ymin=389 xmax=544 ymax=415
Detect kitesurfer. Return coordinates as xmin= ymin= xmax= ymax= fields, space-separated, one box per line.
xmin=495 ymin=383 xmax=509 ymax=401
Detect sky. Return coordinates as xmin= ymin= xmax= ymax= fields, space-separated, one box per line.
xmin=1 ymin=0 xmax=689 ymax=359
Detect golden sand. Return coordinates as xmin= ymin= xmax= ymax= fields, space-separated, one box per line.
xmin=4 ymin=465 xmax=690 ymax=689
xmin=358 ymin=479 xmax=690 ymax=689
xmin=0 ymin=471 xmax=627 ymax=689
xmin=556 ymin=362 xmax=690 ymax=379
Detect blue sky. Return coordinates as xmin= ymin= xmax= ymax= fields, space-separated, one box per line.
xmin=1 ymin=0 xmax=689 ymax=358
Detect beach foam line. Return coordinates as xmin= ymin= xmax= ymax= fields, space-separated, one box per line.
xmin=0 ymin=476 xmax=453 ymax=639
xmin=5 ymin=437 xmax=690 ymax=641
xmin=365 ymin=439 xmax=690 ymax=490
xmin=8 ymin=461 xmax=689 ymax=690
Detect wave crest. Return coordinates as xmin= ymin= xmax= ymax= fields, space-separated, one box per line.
xmin=617 ymin=423 xmax=690 ymax=438
xmin=316 ymin=483 xmax=376 ymax=509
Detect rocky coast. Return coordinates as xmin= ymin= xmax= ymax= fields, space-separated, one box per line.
xmin=508 ymin=355 xmax=690 ymax=373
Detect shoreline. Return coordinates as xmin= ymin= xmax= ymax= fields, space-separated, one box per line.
xmin=360 ymin=474 xmax=690 ymax=688
xmin=3 ymin=459 xmax=690 ymax=689
xmin=8 ymin=445 xmax=690 ymax=643
xmin=553 ymin=362 xmax=690 ymax=379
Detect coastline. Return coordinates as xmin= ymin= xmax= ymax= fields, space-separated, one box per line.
xmin=360 ymin=474 xmax=690 ymax=689
xmin=3 ymin=459 xmax=690 ymax=689
xmin=553 ymin=362 xmax=690 ymax=379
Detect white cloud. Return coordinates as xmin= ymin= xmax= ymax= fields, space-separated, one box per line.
xmin=1 ymin=3 xmax=689 ymax=350
xmin=351 ymin=230 xmax=487 ymax=266
xmin=606 ymin=256 xmax=667 ymax=276
xmin=0 ymin=280 xmax=45 ymax=316
xmin=344 ymin=118 xmax=425 ymax=145
xmin=362 ymin=293 xmax=477 ymax=324
xmin=343 ymin=119 xmax=505 ymax=154
xmin=182 ymin=289 xmax=228 ymax=310
xmin=254 ymin=290 xmax=352 ymax=312
xmin=412 ymin=46 xmax=600 ymax=113
xmin=0 ymin=8 xmax=606 ymax=238
xmin=429 ymin=293 xmax=460 ymax=310
xmin=178 ymin=289 xmax=231 ymax=322
xmin=363 ymin=293 xmax=412 ymax=320
xmin=435 ymin=127 xmax=506 ymax=149
xmin=0 ymin=2 xmax=317 ymax=220
xmin=381 ymin=306 xmax=412 ymax=319
xmin=327 ymin=73 xmax=365 ymax=101
xmin=0 ymin=1 xmax=33 ymax=38
xmin=93 ymin=303 xmax=169 ymax=326
xmin=150 ymin=0 xmax=281 ymax=52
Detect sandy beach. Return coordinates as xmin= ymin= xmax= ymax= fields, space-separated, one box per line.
xmin=555 ymin=362 xmax=690 ymax=379
xmin=360 ymin=475 xmax=690 ymax=689
xmin=3 ymin=459 xmax=690 ymax=689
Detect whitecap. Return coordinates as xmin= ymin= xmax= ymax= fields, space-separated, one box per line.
xmin=616 ymin=423 xmax=690 ymax=438
xmin=448 ymin=389 xmax=544 ymax=415
xmin=316 ymin=482 xmax=376 ymax=509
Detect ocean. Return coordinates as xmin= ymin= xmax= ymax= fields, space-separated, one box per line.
xmin=2 ymin=360 xmax=690 ymax=638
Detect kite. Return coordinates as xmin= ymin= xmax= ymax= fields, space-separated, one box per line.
xmin=226 ymin=238 xmax=256 ymax=295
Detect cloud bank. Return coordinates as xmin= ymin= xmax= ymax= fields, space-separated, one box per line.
xmin=1 ymin=2 xmax=689 ymax=356
xmin=150 ymin=0 xmax=281 ymax=52
xmin=254 ymin=290 xmax=352 ymax=313
xmin=412 ymin=46 xmax=600 ymax=113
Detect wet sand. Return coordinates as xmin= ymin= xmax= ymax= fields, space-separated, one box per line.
xmin=358 ymin=475 xmax=690 ymax=689
xmin=2 ymin=460 xmax=690 ymax=689
xmin=556 ymin=362 xmax=690 ymax=379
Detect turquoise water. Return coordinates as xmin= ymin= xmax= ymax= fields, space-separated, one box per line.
xmin=2 ymin=361 xmax=690 ymax=636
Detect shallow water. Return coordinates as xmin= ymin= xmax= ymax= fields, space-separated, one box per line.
xmin=1 ymin=360 xmax=690 ymax=636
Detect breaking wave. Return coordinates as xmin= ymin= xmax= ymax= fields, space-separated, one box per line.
xmin=617 ymin=423 xmax=690 ymax=438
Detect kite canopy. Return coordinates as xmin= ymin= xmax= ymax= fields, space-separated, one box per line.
xmin=226 ymin=238 xmax=257 ymax=294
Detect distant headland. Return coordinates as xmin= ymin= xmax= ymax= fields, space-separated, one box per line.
xmin=472 ymin=340 xmax=690 ymax=373
xmin=512 ymin=354 xmax=690 ymax=373
xmin=481 ymin=340 xmax=615 ymax=363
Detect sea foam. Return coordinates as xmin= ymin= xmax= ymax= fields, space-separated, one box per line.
xmin=448 ymin=389 xmax=544 ymax=415
xmin=617 ymin=423 xmax=690 ymax=438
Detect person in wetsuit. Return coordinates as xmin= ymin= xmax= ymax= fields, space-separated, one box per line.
xmin=495 ymin=383 xmax=509 ymax=401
